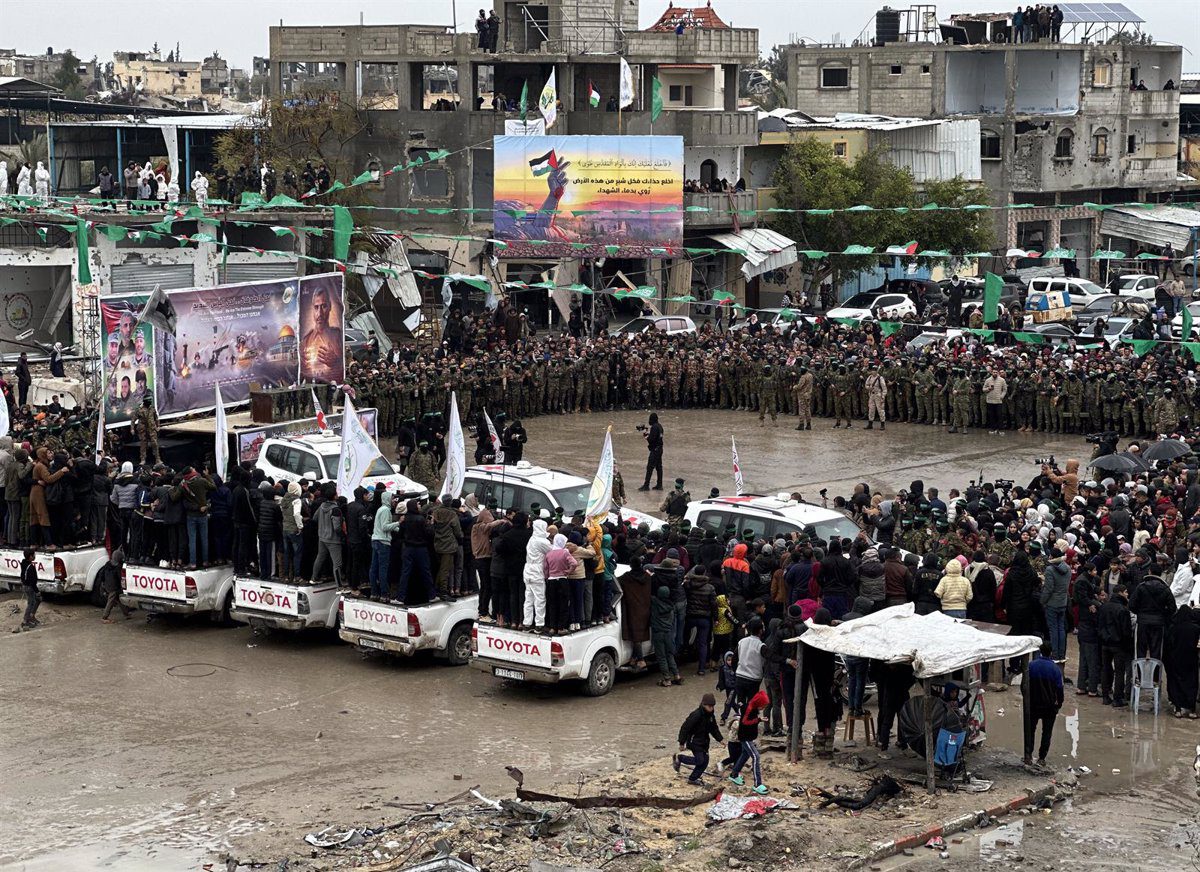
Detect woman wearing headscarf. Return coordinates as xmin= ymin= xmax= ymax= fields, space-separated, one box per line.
xmin=1165 ymin=606 xmax=1200 ymax=718
xmin=543 ymin=533 xmax=577 ymax=634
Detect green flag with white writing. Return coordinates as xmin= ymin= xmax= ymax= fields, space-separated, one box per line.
xmin=651 ymin=77 xmax=663 ymax=122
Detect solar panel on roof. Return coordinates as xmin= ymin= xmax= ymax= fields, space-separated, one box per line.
xmin=1058 ymin=2 xmax=1145 ymax=24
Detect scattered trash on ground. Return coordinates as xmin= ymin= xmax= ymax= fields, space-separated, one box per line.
xmin=706 ymin=794 xmax=798 ymax=822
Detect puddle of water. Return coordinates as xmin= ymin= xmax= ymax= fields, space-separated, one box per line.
xmin=1064 ymin=707 xmax=1079 ymax=759
xmin=979 ymin=820 xmax=1025 ymax=861
xmin=0 ymin=842 xmax=208 ymax=871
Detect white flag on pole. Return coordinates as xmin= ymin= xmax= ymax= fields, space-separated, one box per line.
xmin=732 ymin=435 xmax=744 ymax=496
xmin=483 ymin=407 xmax=504 ymax=464
xmin=0 ymin=393 xmax=9 ymax=438
xmin=214 ymin=383 xmax=228 ymax=479
xmin=336 ymin=396 xmax=383 ymax=497
xmin=539 ymin=69 xmax=558 ymax=128
xmin=584 ymin=426 xmax=615 ymax=521
xmin=619 ymin=58 xmax=636 ymax=108
xmin=439 ymin=391 xmax=465 ymax=499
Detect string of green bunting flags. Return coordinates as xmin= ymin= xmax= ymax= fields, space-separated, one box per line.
xmin=3 ymin=189 xmax=1197 ymax=221
xmin=2 ymin=209 xmax=1181 ymax=266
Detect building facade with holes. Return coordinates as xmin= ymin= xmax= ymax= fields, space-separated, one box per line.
xmin=786 ymin=36 xmax=1185 ymax=279
xmin=264 ymin=0 xmax=790 ymax=324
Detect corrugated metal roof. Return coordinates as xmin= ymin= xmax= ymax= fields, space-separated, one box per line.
xmin=711 ymin=228 xmax=798 ymax=280
xmin=1100 ymin=206 xmax=1200 ymax=251
xmin=0 ymin=76 xmax=60 ymax=94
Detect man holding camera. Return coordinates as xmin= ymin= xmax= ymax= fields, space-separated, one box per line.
xmin=637 ymin=413 xmax=665 ymax=492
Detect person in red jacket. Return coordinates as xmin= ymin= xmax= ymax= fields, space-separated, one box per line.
xmin=722 ymin=542 xmax=752 ymax=622
xmin=728 ymin=689 xmax=770 ymax=794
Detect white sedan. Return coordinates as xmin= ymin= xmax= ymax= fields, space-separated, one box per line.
xmin=826 ymin=292 xmax=917 ymax=322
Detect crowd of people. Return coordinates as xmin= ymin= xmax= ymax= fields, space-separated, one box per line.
xmin=7 ymin=303 xmax=1199 ymax=778
xmin=1009 ymin=5 xmax=1064 ymax=43
xmin=348 ymin=306 xmax=1200 ymax=456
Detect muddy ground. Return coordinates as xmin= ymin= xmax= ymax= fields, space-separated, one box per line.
xmin=0 ymin=415 xmax=1193 ymax=870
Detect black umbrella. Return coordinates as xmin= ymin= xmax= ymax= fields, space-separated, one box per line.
xmin=1090 ymin=453 xmax=1139 ymax=474
xmin=1141 ymin=439 xmax=1191 ymax=462
xmin=1118 ymin=450 xmax=1152 ymax=472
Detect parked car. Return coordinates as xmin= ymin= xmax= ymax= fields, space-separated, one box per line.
xmin=345 ymin=326 xmax=381 ymax=362
xmin=611 ymin=315 xmax=697 ymax=336
xmin=1022 ymin=321 xmax=1076 ymax=348
xmin=826 ymin=291 xmax=917 ymax=322
xmin=905 ymin=329 xmax=964 ymax=352
xmin=1105 ymin=273 xmax=1160 ymax=303
xmin=1026 ymin=276 xmax=1109 ymax=312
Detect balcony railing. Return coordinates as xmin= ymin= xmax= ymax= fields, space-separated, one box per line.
xmin=1128 ymin=90 xmax=1179 ymax=115
xmin=683 ymin=191 xmax=756 ymax=227
xmin=1121 ymin=155 xmax=1178 ymax=186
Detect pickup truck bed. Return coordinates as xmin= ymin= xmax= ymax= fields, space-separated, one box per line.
xmin=228 ymin=576 xmax=341 ymax=632
xmin=121 ymin=563 xmax=237 ymax=620
xmin=471 ymin=618 xmax=635 ymax=696
xmin=0 ymin=545 xmax=108 ymax=605
xmin=338 ymin=594 xmax=478 ymax=664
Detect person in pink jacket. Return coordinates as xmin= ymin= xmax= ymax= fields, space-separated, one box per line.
xmin=543 ymin=533 xmax=578 ymax=634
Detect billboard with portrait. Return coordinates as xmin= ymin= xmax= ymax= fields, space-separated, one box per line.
xmin=101 ymin=295 xmax=154 ymax=425
xmin=492 ymin=134 xmax=683 ymax=258
xmin=298 ymin=275 xmax=346 ymax=385
xmin=101 ymin=273 xmax=345 ymax=424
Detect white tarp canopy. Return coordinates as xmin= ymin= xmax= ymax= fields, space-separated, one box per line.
xmin=798 ymin=604 xmax=1041 ymax=678
xmin=712 ymin=228 xmax=798 ymax=280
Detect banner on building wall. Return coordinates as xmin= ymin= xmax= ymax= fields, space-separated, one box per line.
xmin=504 ymin=118 xmax=547 ymax=136
xmin=234 ymin=408 xmax=378 ymax=467
xmin=492 ymin=134 xmax=683 ymax=258
xmin=102 ymin=273 xmax=345 ymax=425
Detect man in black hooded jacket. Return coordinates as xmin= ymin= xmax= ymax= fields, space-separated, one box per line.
xmin=1128 ymin=573 xmax=1176 ymax=659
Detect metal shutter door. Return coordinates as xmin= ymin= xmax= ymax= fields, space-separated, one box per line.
xmin=220 ymin=262 xmax=299 ymax=284
xmin=109 ymin=263 xmax=196 ymax=294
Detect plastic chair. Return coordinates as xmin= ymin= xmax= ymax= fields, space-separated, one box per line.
xmin=1130 ymin=658 xmax=1164 ymax=715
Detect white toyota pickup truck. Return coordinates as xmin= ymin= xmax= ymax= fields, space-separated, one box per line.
xmin=0 ymin=545 xmax=108 ymax=605
xmin=228 ymin=576 xmax=341 ymax=632
xmin=470 ymin=590 xmax=637 ymax=696
xmin=338 ymin=594 xmax=478 ymax=665
xmin=120 ymin=563 xmax=238 ymax=621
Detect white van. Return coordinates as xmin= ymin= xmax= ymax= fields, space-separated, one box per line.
xmin=683 ymin=494 xmax=866 ymax=545
xmin=1027 ymin=276 xmax=1108 ymax=312
xmin=255 ymin=431 xmax=428 ymax=500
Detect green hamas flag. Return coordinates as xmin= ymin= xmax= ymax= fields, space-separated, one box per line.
xmin=519 ymin=81 xmax=529 ymax=122
xmin=964 ymin=328 xmax=996 ymax=343
xmin=879 ymin=321 xmax=904 ymax=337
xmin=75 ymin=219 xmax=92 ymax=284
xmin=651 ymin=77 xmax=663 ymax=122
xmin=983 ymin=272 xmax=1003 ymax=324
xmin=1184 ymin=306 xmax=1194 ymax=341
xmin=1120 ymin=336 xmax=1159 ymax=357
xmin=332 ymin=206 xmax=353 ymax=262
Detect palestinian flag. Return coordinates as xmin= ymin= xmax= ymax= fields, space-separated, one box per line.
xmin=884 ymin=241 xmax=918 ymax=256
xmin=529 ymin=150 xmax=559 ymax=176
xmin=588 ymin=81 xmax=600 ymax=107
